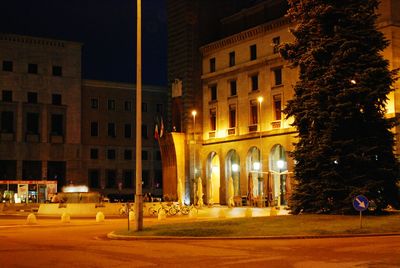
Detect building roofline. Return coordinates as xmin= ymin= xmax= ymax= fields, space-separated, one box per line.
xmin=82 ymin=79 xmax=167 ymax=93
xmin=0 ymin=33 xmax=83 ymax=48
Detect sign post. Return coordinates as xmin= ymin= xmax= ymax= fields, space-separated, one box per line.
xmin=353 ymin=195 xmax=369 ymax=229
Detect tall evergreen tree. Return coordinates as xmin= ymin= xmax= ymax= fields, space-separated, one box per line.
xmin=281 ymin=0 xmax=400 ymax=214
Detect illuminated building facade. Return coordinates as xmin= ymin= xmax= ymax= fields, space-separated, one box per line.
xmin=0 ymin=34 xmax=166 ymax=199
xmin=165 ymin=0 xmax=400 ymax=206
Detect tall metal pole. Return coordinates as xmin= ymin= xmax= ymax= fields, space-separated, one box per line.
xmin=257 ymin=96 xmax=263 ymax=206
xmin=192 ymin=110 xmax=197 ymax=204
xmin=134 ymin=0 xmax=143 ymax=231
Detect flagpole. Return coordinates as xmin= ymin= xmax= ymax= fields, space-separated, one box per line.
xmin=134 ymin=0 xmax=143 ymax=231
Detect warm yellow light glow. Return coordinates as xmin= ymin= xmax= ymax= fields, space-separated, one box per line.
xmin=257 ymin=96 xmax=263 ymax=103
xmin=277 ymin=160 xmax=285 ymax=169
xmin=62 ymin=185 xmax=89 ymax=193
xmin=192 ymin=110 xmax=197 ymax=117
xmin=212 ymin=165 xmax=219 ymax=173
xmin=232 ymin=163 xmax=239 ymax=172
xmin=253 ymin=162 xmax=260 ymax=171
xmin=350 ymin=79 xmax=356 ymax=84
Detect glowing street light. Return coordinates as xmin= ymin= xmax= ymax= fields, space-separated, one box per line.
xmin=232 ymin=163 xmax=239 ymax=172
xmin=192 ymin=109 xmax=197 ymax=203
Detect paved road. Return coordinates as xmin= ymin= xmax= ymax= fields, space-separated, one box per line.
xmin=0 ymin=216 xmax=399 ymax=267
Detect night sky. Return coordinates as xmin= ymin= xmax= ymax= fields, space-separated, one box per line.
xmin=0 ymin=0 xmax=167 ymax=86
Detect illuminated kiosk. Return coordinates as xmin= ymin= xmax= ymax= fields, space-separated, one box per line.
xmin=0 ymin=180 xmax=57 ymax=203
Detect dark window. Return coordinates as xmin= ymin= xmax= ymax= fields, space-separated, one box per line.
xmin=2 ymin=60 xmax=13 ymax=72
xmin=154 ymin=170 xmax=162 ymax=189
xmin=106 ymin=170 xmax=116 ymax=188
xmin=230 ymin=80 xmax=237 ymax=96
xmin=124 ymin=124 xmax=131 ymax=138
xmin=274 ymin=68 xmax=283 ymax=86
xmin=210 ymin=85 xmax=217 ymax=101
xmin=274 ymin=95 xmax=282 ymax=120
xmin=273 ymin=37 xmax=280 ymax=54
xmin=2 ymin=90 xmax=12 ymax=102
xmin=90 ymin=148 xmax=98 ymax=160
xmin=155 ymin=151 xmax=161 ymax=161
xmin=229 ymin=106 xmax=236 ymax=128
xmin=88 ymin=170 xmax=100 ymax=189
xmin=27 ymin=92 xmax=38 ymax=103
xmin=141 ymin=124 xmax=148 ymax=139
xmin=1 ymin=111 xmax=14 ymax=133
xmin=51 ymin=114 xmax=63 ymax=135
xmin=90 ymin=121 xmax=98 ymax=137
xmin=107 ymin=99 xmax=115 ymax=111
xmin=210 ymin=58 xmax=216 ymax=72
xmin=123 ymin=170 xmax=134 ymax=188
xmin=28 ymin=63 xmax=38 ymax=74
xmin=142 ymin=170 xmax=150 ymax=188
xmin=108 ymin=123 xmax=116 ymax=137
xmin=210 ymin=109 xmax=216 ymax=131
xmin=229 ymin=51 xmax=235 ymax=67
xmin=250 ymin=44 xmax=257 ymax=60
xmin=124 ymin=101 xmax=131 ymax=111
xmin=124 ymin=149 xmax=132 ymax=160
xmin=107 ymin=149 xmax=116 ymax=160
xmin=250 ymin=102 xmax=258 ymax=125
xmin=52 ymin=94 xmax=62 ymax=105
xmin=156 ymin=104 xmax=163 ymax=113
xmin=91 ymin=98 xmax=98 ymax=109
xmin=251 ymin=74 xmax=258 ymax=91
xmin=142 ymin=102 xmax=147 ymax=112
xmin=141 ymin=150 xmax=148 ymax=160
xmin=52 ymin=66 xmax=62 ymax=76
xmin=26 ymin=113 xmax=39 ymax=134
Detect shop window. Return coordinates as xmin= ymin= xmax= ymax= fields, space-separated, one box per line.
xmin=27 ymin=92 xmax=38 ymax=104
xmin=28 ymin=63 xmax=38 ymax=74
xmin=1 ymin=111 xmax=14 ymax=133
xmin=250 ymin=44 xmax=257 ymax=60
xmin=90 ymin=121 xmax=98 ymax=137
xmin=2 ymin=90 xmax=12 ymax=102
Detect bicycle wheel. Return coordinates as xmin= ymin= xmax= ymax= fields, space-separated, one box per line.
xmin=168 ymin=205 xmax=177 ymax=216
xmin=148 ymin=206 xmax=158 ymax=216
xmin=119 ymin=207 xmax=126 ymax=216
xmin=180 ymin=206 xmax=190 ymax=215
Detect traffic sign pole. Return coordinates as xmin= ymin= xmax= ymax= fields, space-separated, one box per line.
xmin=359 ymin=211 xmax=362 ymax=229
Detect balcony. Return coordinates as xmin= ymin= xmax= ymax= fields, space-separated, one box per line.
xmin=227 ymin=127 xmax=236 ymax=136
xmin=248 ymin=124 xmax=258 ymax=132
xmin=271 ymin=120 xmax=282 ymax=129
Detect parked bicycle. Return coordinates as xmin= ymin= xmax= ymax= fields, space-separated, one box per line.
xmin=119 ymin=203 xmax=134 ymax=216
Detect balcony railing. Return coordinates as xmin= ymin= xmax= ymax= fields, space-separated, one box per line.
xmin=227 ymin=127 xmax=236 ymax=135
xmin=271 ymin=120 xmax=281 ymax=129
xmin=248 ymin=124 xmax=258 ymax=132
xmin=208 ymin=131 xmax=216 ymax=138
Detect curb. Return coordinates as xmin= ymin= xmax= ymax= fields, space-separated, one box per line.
xmin=107 ymin=231 xmax=400 ymax=240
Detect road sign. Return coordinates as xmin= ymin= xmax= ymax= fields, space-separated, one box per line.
xmin=353 ymin=195 xmax=369 ymax=212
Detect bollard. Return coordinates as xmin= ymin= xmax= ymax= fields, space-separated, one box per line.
xmin=129 ymin=211 xmax=135 ymax=221
xmin=26 ymin=213 xmax=37 ymax=224
xmin=96 ymin=211 xmax=105 ymax=222
xmin=270 ymin=207 xmax=278 ymax=216
xmin=218 ymin=208 xmax=226 ymax=219
xmin=158 ymin=209 xmax=166 ymax=220
xmin=61 ymin=212 xmax=71 ymax=223
xmin=245 ymin=208 xmax=253 ymax=218
xmin=188 ymin=208 xmax=198 ymax=219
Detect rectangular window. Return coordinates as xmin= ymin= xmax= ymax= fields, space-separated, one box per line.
xmin=250 ymin=44 xmax=257 ymax=60
xmin=141 ymin=124 xmax=148 ymax=139
xmin=142 ymin=150 xmax=148 ymax=160
xmin=27 ymin=92 xmax=38 ymax=104
xmin=2 ymin=90 xmax=12 ymax=102
xmin=154 ymin=170 xmax=162 ymax=189
xmin=107 ymin=149 xmax=116 ymax=160
xmin=90 ymin=148 xmax=99 ymax=160
xmin=108 ymin=123 xmax=116 ymax=137
xmin=52 ymin=66 xmax=62 ymax=76
xmin=52 ymin=94 xmax=62 ymax=105
xmin=1 ymin=111 xmax=14 ymax=133
xmin=229 ymin=51 xmax=235 ymax=67
xmin=124 ymin=149 xmax=132 ymax=160
xmin=229 ymin=106 xmax=236 ymax=128
xmin=124 ymin=124 xmax=131 ymax=138
xmin=107 ymin=99 xmax=115 ymax=111
xmin=156 ymin=104 xmax=163 ymax=113
xmin=88 ymin=169 xmax=100 ymax=189
xmin=155 ymin=151 xmax=161 ymax=161
xmin=26 ymin=113 xmax=39 ymax=134
xmin=230 ymin=80 xmax=237 ymax=96
xmin=251 ymin=74 xmax=259 ymax=91
xmin=273 ymin=95 xmax=282 ymax=120
xmin=250 ymin=101 xmax=258 ymax=125
xmin=123 ymin=170 xmax=134 ymax=188
xmin=106 ymin=170 xmax=116 ymax=188
xmin=210 ymin=57 xmax=216 ymax=72
xmin=210 ymin=109 xmax=216 ymax=131
xmin=142 ymin=102 xmax=147 ymax=112
xmin=124 ymin=101 xmax=131 ymax=111
xmin=2 ymin=60 xmax=13 ymax=72
xmin=273 ymin=68 xmax=283 ymax=86
xmin=28 ymin=63 xmax=38 ymax=74
xmin=142 ymin=170 xmax=150 ymax=188
xmin=91 ymin=98 xmax=98 ymax=109
xmin=90 ymin=121 xmax=98 ymax=137
xmin=273 ymin=36 xmax=280 ymax=54
xmin=51 ymin=114 xmax=63 ymax=135
xmin=210 ymin=85 xmax=217 ymax=101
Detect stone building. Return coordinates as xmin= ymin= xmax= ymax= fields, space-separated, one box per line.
xmin=0 ymin=34 xmax=166 ymax=199
xmin=164 ymin=0 xmax=400 ymax=206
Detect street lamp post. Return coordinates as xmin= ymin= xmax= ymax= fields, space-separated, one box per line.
xmin=192 ymin=110 xmax=197 ymax=204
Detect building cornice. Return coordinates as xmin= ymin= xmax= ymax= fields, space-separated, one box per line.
xmin=82 ymin=79 xmax=166 ymax=93
xmin=200 ymin=17 xmax=291 ymax=56
xmin=0 ymin=33 xmax=82 ymax=49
